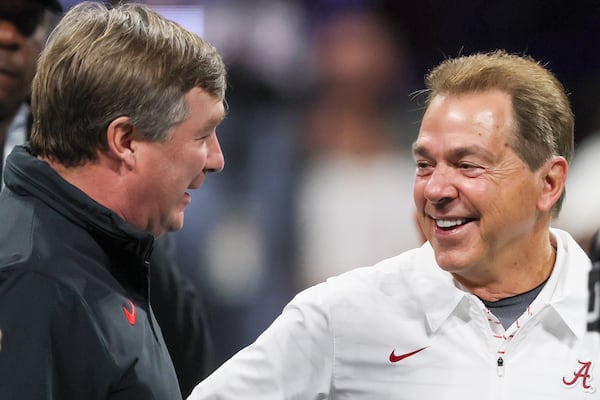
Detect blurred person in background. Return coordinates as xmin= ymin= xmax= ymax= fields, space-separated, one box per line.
xmin=553 ymin=85 xmax=600 ymax=253
xmin=0 ymin=2 xmax=225 ymax=398
xmin=553 ymin=85 xmax=600 ymax=333
xmin=295 ymin=8 xmax=423 ymax=288
xmin=0 ymin=0 xmax=59 ymax=181
xmin=187 ymin=50 xmax=599 ymax=399
xmin=553 ymin=131 xmax=600 ymax=252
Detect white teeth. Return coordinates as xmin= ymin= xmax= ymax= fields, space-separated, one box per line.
xmin=436 ymin=218 xmax=468 ymax=228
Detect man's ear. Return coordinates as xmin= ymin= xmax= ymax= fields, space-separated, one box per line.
xmin=537 ymin=155 xmax=568 ymax=212
xmin=106 ymin=116 xmax=137 ymax=167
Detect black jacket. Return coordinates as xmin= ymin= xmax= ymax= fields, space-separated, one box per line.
xmin=0 ymin=144 xmax=182 ymax=399
xmin=2 ymin=109 xmax=213 ymax=397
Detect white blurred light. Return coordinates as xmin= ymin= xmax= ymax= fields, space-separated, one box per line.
xmin=150 ymin=6 xmax=204 ymax=37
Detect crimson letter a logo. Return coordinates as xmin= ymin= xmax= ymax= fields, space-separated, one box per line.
xmin=562 ymin=360 xmax=595 ymax=393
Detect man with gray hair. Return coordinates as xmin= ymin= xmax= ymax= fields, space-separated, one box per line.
xmin=188 ymin=50 xmax=598 ymax=399
xmin=0 ymin=2 xmax=226 ymax=399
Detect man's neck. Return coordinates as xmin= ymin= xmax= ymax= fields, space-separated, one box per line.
xmin=454 ymin=231 xmax=558 ymax=302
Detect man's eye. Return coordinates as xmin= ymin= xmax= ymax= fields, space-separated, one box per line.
xmin=196 ymin=133 xmax=211 ymax=141
xmin=415 ymin=161 xmax=433 ymax=176
xmin=459 ymin=162 xmax=485 ymax=177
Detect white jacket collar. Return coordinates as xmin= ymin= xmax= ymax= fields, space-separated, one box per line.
xmin=411 ymin=228 xmax=591 ymax=338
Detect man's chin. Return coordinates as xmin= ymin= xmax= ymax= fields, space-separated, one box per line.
xmin=434 ymin=250 xmax=473 ymax=274
xmin=166 ymin=215 xmax=185 ymax=233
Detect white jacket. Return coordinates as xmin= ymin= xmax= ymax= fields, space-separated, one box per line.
xmin=188 ymin=228 xmax=599 ymax=399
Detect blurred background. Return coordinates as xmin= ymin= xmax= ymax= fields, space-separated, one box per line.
xmin=58 ymin=0 xmax=600 ymax=369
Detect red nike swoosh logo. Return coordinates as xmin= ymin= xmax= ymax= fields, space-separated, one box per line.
xmin=123 ymin=299 xmax=137 ymax=325
xmin=389 ymin=347 xmax=428 ymax=363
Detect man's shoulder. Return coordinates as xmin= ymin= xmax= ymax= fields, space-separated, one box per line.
xmin=329 ymin=245 xmax=428 ymax=286
xmin=0 ymin=203 xmax=118 ymax=322
xmin=290 ymin=245 xmax=430 ymax=310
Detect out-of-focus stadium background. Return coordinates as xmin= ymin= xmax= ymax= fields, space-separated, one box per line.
xmin=59 ymin=0 xmax=600 ymax=369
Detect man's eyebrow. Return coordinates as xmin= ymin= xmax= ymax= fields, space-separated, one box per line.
xmin=451 ymin=145 xmax=495 ymax=162
xmin=412 ymin=143 xmax=430 ymax=158
xmin=202 ymin=111 xmax=228 ymax=130
xmin=412 ymin=143 xmax=496 ymax=162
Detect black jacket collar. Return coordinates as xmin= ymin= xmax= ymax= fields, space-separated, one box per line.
xmin=4 ymin=143 xmax=154 ymax=270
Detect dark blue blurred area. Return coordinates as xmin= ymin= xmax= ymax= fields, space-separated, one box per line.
xmin=375 ymin=0 xmax=600 ymax=142
xmin=58 ymin=0 xmax=600 ymax=139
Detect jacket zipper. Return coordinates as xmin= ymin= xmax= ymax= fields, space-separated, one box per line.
xmin=496 ymin=356 xmax=504 ymax=377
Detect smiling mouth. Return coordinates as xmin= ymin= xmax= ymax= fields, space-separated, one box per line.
xmin=435 ymin=218 xmax=475 ymax=230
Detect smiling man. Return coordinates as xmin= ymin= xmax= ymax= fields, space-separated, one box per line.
xmin=413 ymin=89 xmax=561 ymax=299
xmin=0 ymin=2 xmax=226 ymax=399
xmin=187 ymin=51 xmax=598 ymax=400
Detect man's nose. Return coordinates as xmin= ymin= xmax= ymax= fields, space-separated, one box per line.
xmin=204 ymin=135 xmax=225 ymax=173
xmin=0 ymin=20 xmax=22 ymax=49
xmin=423 ymin=165 xmax=458 ymax=205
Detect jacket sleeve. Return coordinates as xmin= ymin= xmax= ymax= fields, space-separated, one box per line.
xmin=150 ymin=233 xmax=213 ymax=397
xmin=186 ymin=284 xmax=334 ymax=400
